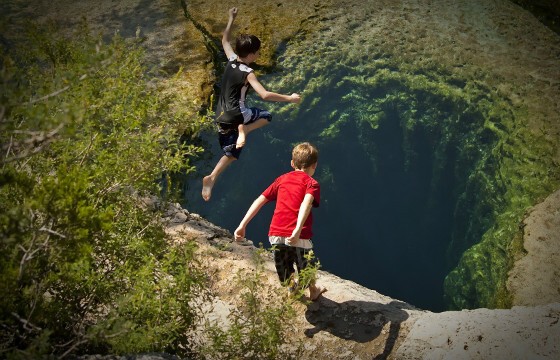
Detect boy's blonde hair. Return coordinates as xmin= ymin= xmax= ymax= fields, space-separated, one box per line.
xmin=292 ymin=142 xmax=318 ymax=169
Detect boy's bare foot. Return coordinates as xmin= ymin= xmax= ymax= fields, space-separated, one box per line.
xmin=236 ymin=132 xmax=246 ymax=148
xmin=202 ymin=176 xmax=214 ymax=201
xmin=309 ymin=285 xmax=327 ymax=301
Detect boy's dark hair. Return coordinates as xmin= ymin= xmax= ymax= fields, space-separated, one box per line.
xmin=235 ymin=34 xmax=261 ymax=58
xmin=292 ymin=142 xmax=318 ymax=169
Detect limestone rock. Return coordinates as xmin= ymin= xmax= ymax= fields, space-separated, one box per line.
xmin=164 ymin=202 xmax=560 ymax=359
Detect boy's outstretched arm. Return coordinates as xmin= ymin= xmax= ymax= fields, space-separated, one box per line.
xmin=247 ymin=73 xmax=301 ymax=103
xmin=222 ymin=7 xmax=237 ymax=59
xmin=234 ymin=195 xmax=269 ymax=241
xmin=287 ymin=193 xmax=314 ymax=244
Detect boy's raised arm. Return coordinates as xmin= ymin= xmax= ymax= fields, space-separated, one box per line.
xmin=287 ymin=193 xmax=314 ymax=244
xmin=222 ymin=7 xmax=237 ymax=59
xmin=234 ymin=195 xmax=268 ymax=241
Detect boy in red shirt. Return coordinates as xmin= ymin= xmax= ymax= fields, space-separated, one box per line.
xmin=234 ymin=142 xmax=327 ymax=301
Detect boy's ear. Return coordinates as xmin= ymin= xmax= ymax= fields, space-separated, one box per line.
xmin=290 ymin=160 xmax=295 ymax=169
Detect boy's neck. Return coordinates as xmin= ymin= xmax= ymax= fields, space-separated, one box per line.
xmin=238 ymin=53 xmax=257 ymax=65
xmin=291 ymin=160 xmax=317 ymax=177
xmin=294 ymin=168 xmax=314 ymax=176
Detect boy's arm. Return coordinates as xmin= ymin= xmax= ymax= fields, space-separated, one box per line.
xmin=247 ymin=73 xmax=301 ymax=103
xmin=287 ymin=193 xmax=314 ymax=244
xmin=222 ymin=7 xmax=237 ymax=59
xmin=234 ymin=195 xmax=269 ymax=241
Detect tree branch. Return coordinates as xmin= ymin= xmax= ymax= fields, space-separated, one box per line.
xmin=39 ymin=226 xmax=66 ymax=239
xmin=2 ymin=123 xmax=65 ymax=163
xmin=11 ymin=312 xmax=42 ymax=332
xmin=25 ymin=85 xmax=70 ymax=105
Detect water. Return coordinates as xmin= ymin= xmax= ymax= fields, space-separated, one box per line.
xmin=180 ymin=5 xmax=496 ymax=311
xmin=181 ymin=80 xmax=476 ymax=312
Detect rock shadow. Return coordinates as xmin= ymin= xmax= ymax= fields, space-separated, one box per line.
xmin=304 ymin=297 xmax=412 ymax=359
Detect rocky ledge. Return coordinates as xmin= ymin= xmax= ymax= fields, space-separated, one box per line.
xmin=161 ymin=201 xmax=560 ymax=360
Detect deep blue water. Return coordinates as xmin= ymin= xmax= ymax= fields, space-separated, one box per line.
xmin=181 ymin=95 xmax=460 ymax=312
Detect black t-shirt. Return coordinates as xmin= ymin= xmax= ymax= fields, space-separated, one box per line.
xmin=215 ymin=56 xmax=254 ymax=126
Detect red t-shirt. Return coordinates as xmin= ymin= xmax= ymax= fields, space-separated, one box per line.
xmin=262 ymin=170 xmax=320 ymax=239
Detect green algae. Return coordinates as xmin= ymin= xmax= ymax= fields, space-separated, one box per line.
xmin=444 ymin=116 xmax=560 ymax=309
xmin=182 ymin=0 xmax=560 ymax=310
xmin=255 ymin=32 xmax=559 ymax=309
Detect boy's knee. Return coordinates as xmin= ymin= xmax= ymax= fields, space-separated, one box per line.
xmin=257 ymin=117 xmax=272 ymax=127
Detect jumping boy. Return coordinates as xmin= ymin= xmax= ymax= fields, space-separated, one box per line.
xmin=202 ymin=7 xmax=301 ymax=201
xmin=234 ymin=142 xmax=327 ymax=301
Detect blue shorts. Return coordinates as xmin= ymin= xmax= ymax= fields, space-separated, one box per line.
xmin=217 ymin=107 xmax=272 ymax=159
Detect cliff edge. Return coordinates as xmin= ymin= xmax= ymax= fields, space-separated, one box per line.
xmin=162 ymin=201 xmax=560 ymax=359
xmin=508 ymin=189 xmax=560 ymax=306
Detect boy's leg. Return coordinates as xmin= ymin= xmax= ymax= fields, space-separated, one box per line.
xmin=294 ymin=247 xmax=327 ymax=301
xmin=236 ymin=118 xmax=270 ymax=148
xmin=202 ymin=155 xmax=236 ymax=201
xmin=273 ymin=244 xmax=296 ymax=285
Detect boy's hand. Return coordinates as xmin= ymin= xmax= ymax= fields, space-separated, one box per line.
xmin=290 ymin=93 xmax=301 ymax=103
xmin=229 ymin=7 xmax=238 ymax=19
xmin=287 ymin=228 xmax=301 ymax=245
xmin=286 ymin=235 xmax=298 ymax=245
xmin=234 ymin=226 xmax=245 ymax=241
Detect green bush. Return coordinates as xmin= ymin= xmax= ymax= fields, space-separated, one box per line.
xmin=0 ymin=21 xmax=209 ymax=358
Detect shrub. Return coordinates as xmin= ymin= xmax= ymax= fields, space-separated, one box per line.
xmin=200 ymin=248 xmax=303 ymax=360
xmin=0 ymin=21 xmax=209 ymax=358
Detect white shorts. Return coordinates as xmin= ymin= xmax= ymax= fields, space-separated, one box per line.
xmin=269 ymin=236 xmax=313 ymax=249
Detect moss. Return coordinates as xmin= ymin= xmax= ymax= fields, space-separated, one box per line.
xmin=261 ymin=43 xmax=560 ymax=309
xmin=443 ymin=105 xmax=560 ymax=309
xmin=181 ymin=0 xmax=560 ymax=310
